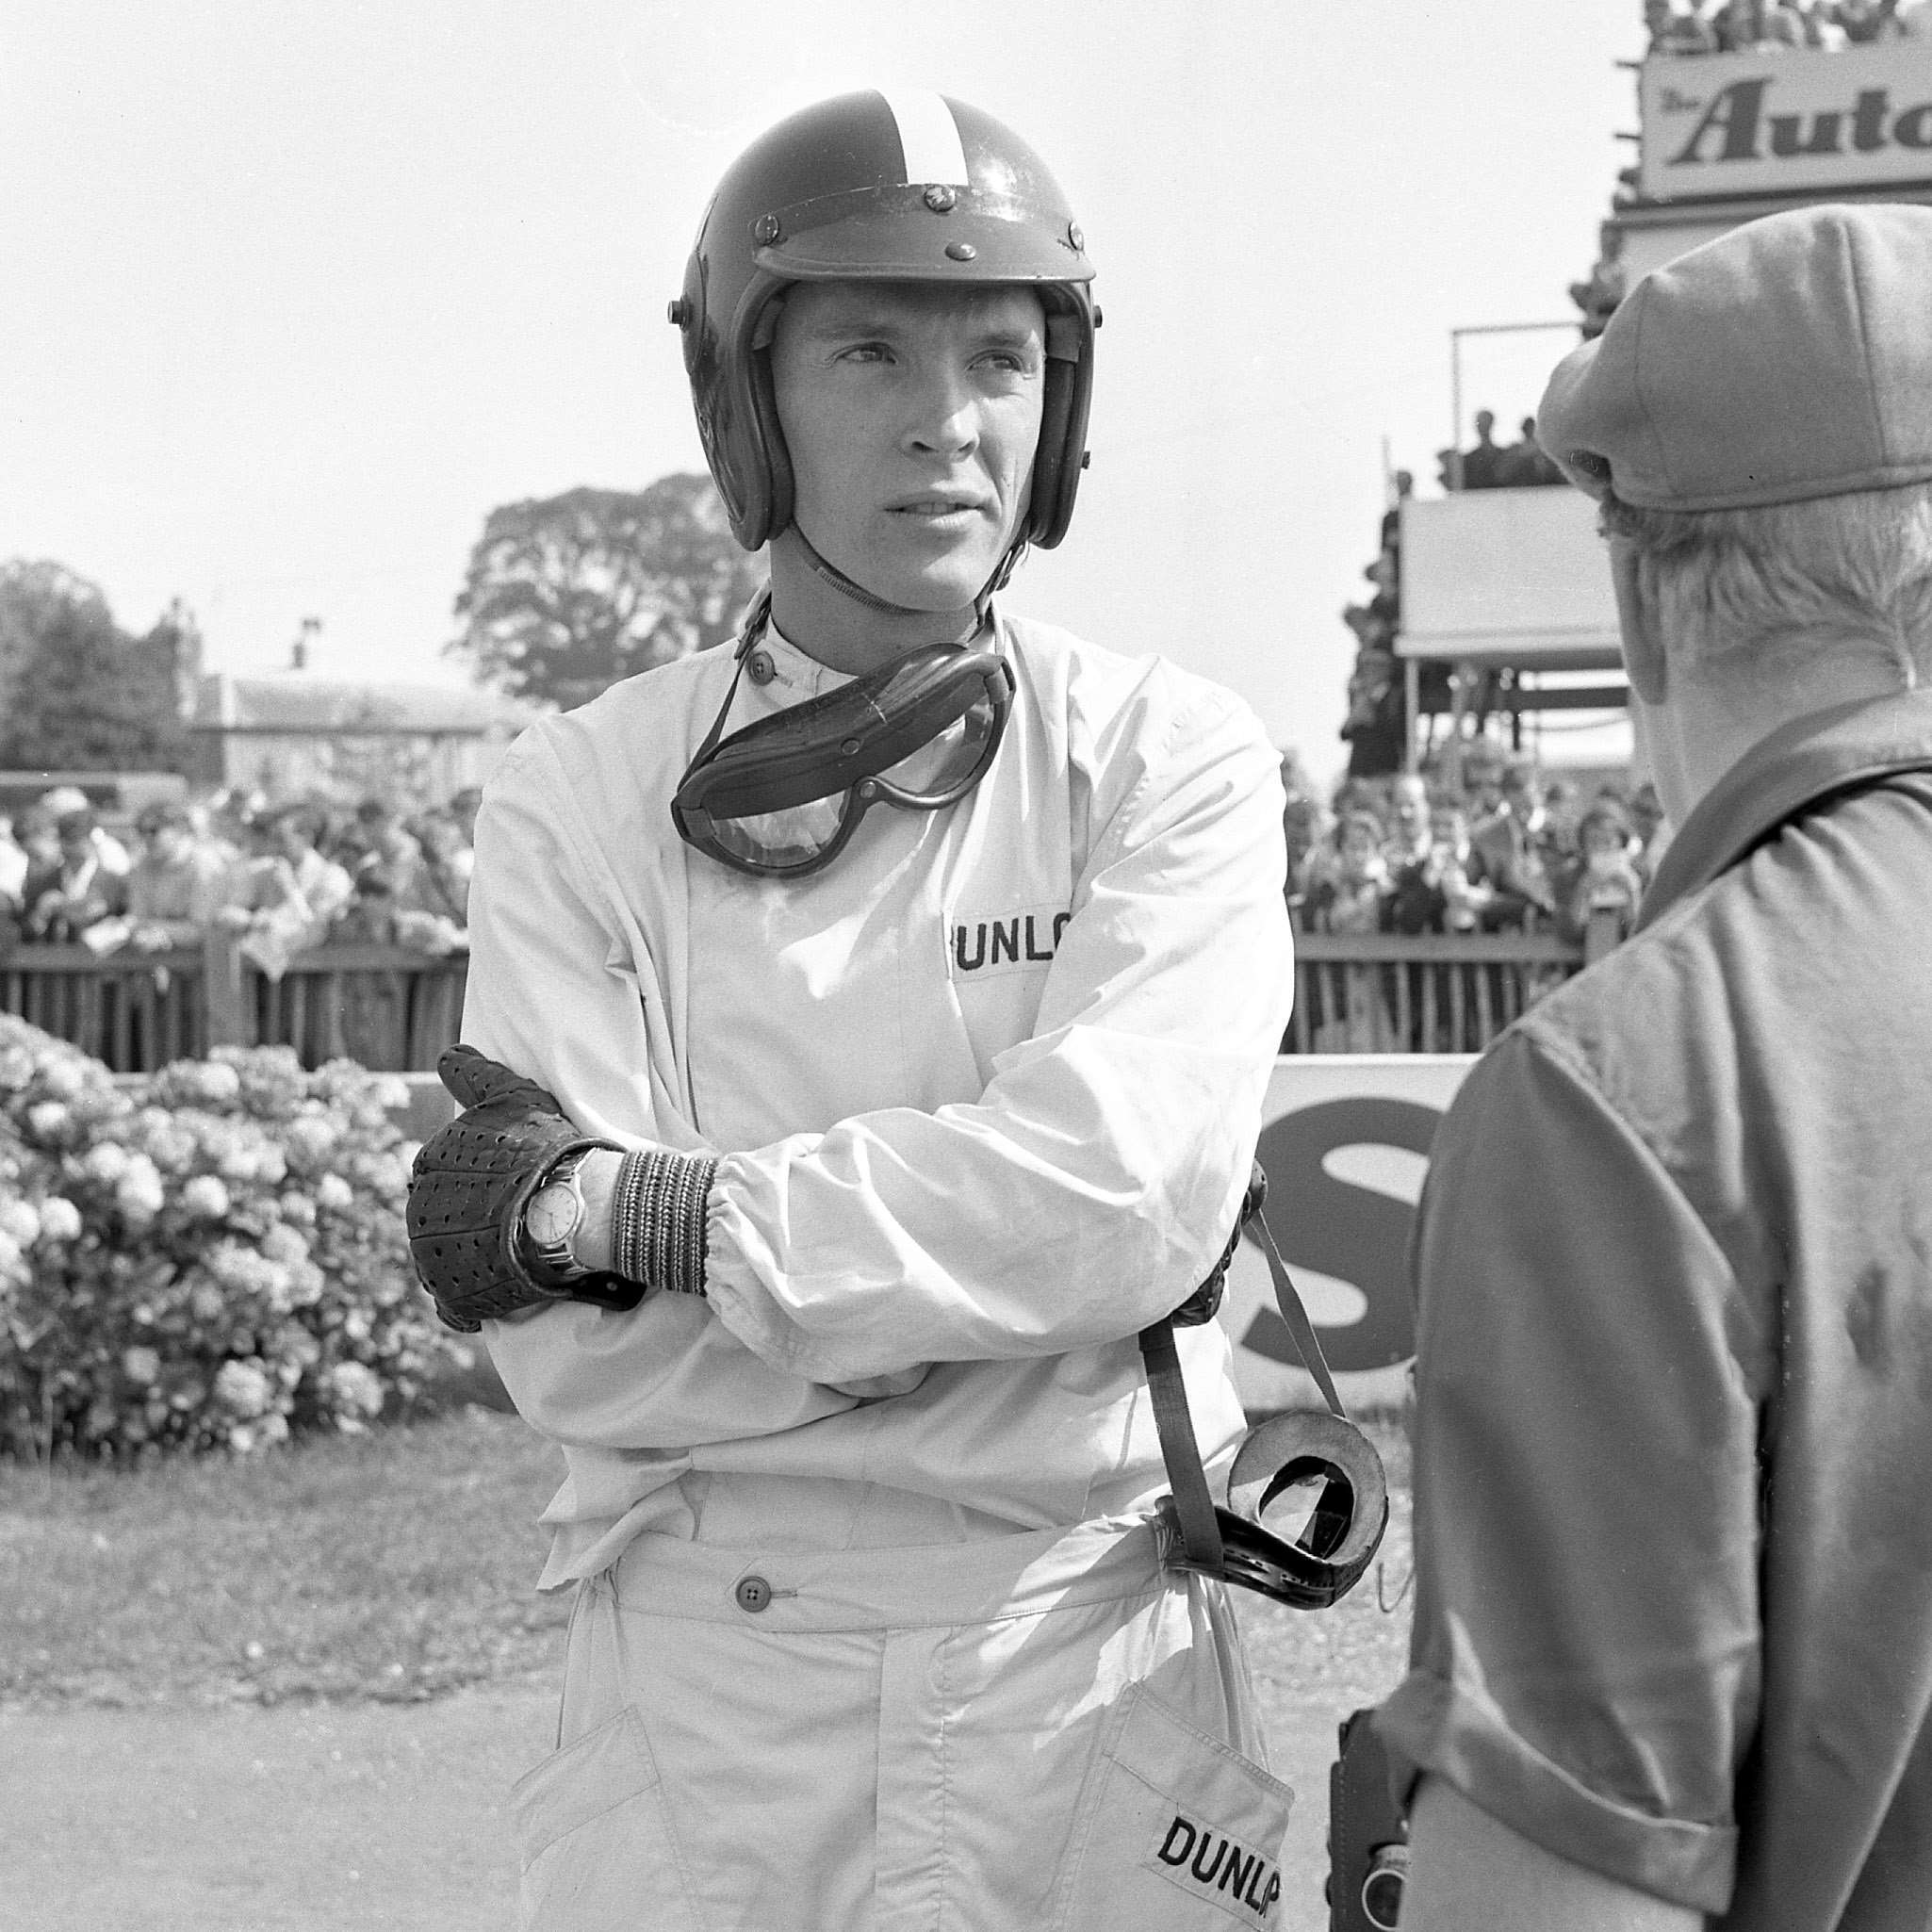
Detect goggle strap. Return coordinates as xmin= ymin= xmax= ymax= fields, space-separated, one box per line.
xmin=1249 ymin=1202 xmax=1349 ymax=1420
xmin=1136 ymin=1316 xmax=1225 ymax=1574
xmin=683 ymin=594 xmax=773 ymax=781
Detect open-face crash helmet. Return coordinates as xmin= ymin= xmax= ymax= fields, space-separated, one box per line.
xmin=671 ymin=90 xmax=1097 ymax=558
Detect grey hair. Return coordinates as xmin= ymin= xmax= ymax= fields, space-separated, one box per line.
xmin=1598 ymin=482 xmax=1932 ymax=689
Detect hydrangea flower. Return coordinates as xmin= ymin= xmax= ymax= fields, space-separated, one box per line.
xmin=0 ymin=1198 xmax=41 ymax=1248
xmin=328 ymin=1360 xmax=385 ymax=1418
xmin=283 ymin=1116 xmax=339 ymax=1171
xmin=181 ymin=1174 xmax=231 ymax=1220
xmin=213 ymin=1359 xmax=274 ymax=1418
xmin=35 ymin=1196 xmax=81 ymax=1244
xmin=115 ymin=1156 xmax=166 ymax=1223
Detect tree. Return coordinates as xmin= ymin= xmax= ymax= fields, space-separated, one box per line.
xmin=448 ymin=474 xmax=763 ymax=710
xmin=0 ymin=564 xmax=198 ymax=772
xmin=0 ymin=561 xmax=111 ymax=729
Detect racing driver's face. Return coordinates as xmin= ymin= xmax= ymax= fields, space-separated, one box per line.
xmin=771 ymin=279 xmax=1045 ymax=624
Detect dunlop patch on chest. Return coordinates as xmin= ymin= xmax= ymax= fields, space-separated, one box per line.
xmin=946 ymin=902 xmax=1071 ymax=981
xmin=1149 ymin=1811 xmax=1281 ymax=1924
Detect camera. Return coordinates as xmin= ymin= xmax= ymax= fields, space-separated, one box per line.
xmin=1327 ymin=1707 xmax=1409 ymax=1930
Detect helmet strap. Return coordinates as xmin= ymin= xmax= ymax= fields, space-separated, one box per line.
xmin=779 ymin=525 xmax=1016 ymax=638
xmin=794 ymin=527 xmax=927 ymax=617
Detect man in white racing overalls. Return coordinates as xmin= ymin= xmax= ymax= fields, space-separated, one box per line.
xmin=454 ymin=90 xmax=1297 ymax=1931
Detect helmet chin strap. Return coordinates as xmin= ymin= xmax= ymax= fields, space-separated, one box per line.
xmin=794 ymin=527 xmax=926 ymax=617
xmin=788 ymin=526 xmax=1023 ymax=636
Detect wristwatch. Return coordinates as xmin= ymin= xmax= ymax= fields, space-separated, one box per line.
xmin=523 ymin=1151 xmax=594 ymax=1282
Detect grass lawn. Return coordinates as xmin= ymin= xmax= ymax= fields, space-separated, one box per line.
xmin=0 ymin=1406 xmax=576 ymax=1708
xmin=0 ymin=1402 xmax=1414 ymax=1721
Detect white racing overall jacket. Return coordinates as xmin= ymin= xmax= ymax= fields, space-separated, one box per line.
xmin=468 ymin=611 xmax=1300 ymax=1931
xmin=467 ymin=610 xmax=1294 ymax=1584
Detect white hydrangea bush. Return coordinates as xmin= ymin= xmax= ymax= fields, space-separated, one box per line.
xmin=0 ymin=1016 xmax=450 ymax=1457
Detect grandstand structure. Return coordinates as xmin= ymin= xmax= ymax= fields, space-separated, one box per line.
xmin=1395 ymin=27 xmax=1932 ymax=775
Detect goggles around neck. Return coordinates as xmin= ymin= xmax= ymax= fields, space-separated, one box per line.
xmin=672 ymin=602 xmax=1015 ymax=879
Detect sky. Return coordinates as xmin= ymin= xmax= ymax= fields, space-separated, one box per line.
xmin=0 ymin=1 xmax=1644 ymax=785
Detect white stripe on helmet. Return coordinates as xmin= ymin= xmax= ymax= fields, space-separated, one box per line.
xmin=877 ymin=89 xmax=970 ymax=187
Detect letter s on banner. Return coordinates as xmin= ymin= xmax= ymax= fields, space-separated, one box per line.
xmin=1221 ymin=1057 xmax=1475 ymax=1414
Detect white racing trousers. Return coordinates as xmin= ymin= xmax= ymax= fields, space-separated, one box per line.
xmin=513 ymin=1514 xmax=1293 ymax=1931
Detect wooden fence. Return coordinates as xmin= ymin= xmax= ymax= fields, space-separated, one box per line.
xmin=0 ymin=939 xmax=467 ymax=1073
xmin=2 ymin=922 xmax=1619 ymax=1073
xmin=1286 ymin=925 xmax=1612 ymax=1055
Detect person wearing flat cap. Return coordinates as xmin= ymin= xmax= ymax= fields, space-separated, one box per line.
xmin=1379 ymin=202 xmax=1932 ymax=1932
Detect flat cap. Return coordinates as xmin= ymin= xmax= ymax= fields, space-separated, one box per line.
xmin=1539 ymin=203 xmax=1932 ymax=512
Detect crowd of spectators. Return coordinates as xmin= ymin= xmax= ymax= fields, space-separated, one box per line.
xmin=1645 ymin=0 xmax=1932 ymax=53
xmin=0 ymin=782 xmax=480 ymax=975
xmin=1442 ymin=410 xmax=1567 ymax=491
xmin=1286 ymin=749 xmax=1668 ymax=951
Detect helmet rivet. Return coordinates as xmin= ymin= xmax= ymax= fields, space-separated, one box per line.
xmin=944 ymin=240 xmax=977 ymax=263
xmin=923 ymin=184 xmax=957 ymax=214
xmin=1068 ymin=221 xmax=1084 ymax=252
xmin=666 ymin=297 xmax=691 ymax=328
xmin=753 ymin=212 xmax=782 ymax=245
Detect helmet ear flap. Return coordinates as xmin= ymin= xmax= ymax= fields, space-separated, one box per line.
xmin=1027 ymin=356 xmax=1075 ymax=549
xmin=745 ymin=300 xmax=794 ymax=548
xmin=1025 ymin=304 xmax=1093 ymax=550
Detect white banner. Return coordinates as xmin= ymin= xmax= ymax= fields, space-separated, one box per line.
xmin=1224 ymin=1056 xmax=1475 ymax=1416
xmin=1642 ymin=44 xmax=1932 ymax=203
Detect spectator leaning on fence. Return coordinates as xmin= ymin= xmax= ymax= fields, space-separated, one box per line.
xmin=333 ymin=860 xmax=401 ymax=945
xmin=1386 ymin=800 xmax=1496 ymax=936
xmin=120 ymin=801 xmax=238 ymax=953
xmin=1551 ymin=796 xmax=1645 ymax=947
xmin=1384 ymin=772 xmax=1434 ymax=873
xmin=1470 ymin=758 xmax=1557 ymax=929
xmin=22 ymin=807 xmax=130 ymax=944
xmin=37 ymin=786 xmax=131 ymax=877
xmin=218 ymin=801 xmax=353 ymax=978
xmin=1539 ymin=776 xmax=1583 ymax=868
xmin=1458 ymin=738 xmax=1507 ymax=818
xmin=388 ymin=810 xmax=470 ymax=956
xmin=1301 ymin=806 xmax=1393 ymax=935
xmin=342 ymin=795 xmax=422 ymax=880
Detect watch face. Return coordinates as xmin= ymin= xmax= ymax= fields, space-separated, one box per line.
xmin=526 ymin=1179 xmax=579 ymax=1248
